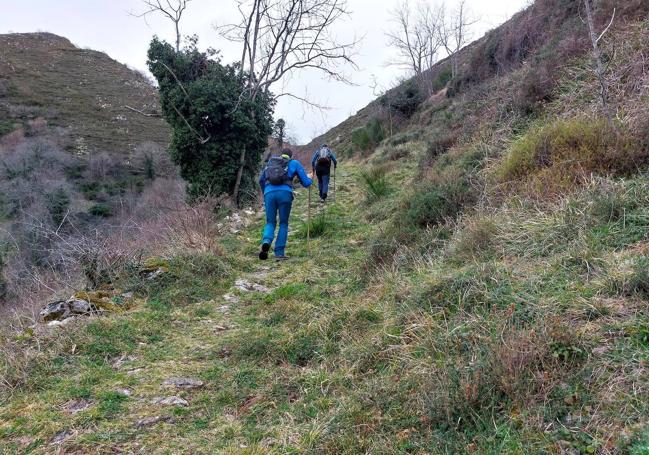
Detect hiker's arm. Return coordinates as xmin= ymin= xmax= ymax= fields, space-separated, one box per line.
xmin=293 ymin=162 xmax=313 ymax=187
xmin=331 ymin=152 xmax=338 ymax=168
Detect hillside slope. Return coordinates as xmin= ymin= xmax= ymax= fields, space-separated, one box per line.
xmin=0 ymin=33 xmax=169 ymax=155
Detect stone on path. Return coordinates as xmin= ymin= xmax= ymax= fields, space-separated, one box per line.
xmin=135 ymin=415 xmax=173 ymax=429
xmin=51 ymin=430 xmax=74 ymax=445
xmin=223 ymin=293 xmax=240 ymax=304
xmin=234 ymin=279 xmax=270 ymax=294
xmin=151 ymin=396 xmax=189 ymax=407
xmin=63 ymin=399 xmax=92 ymax=415
xmin=163 ymin=377 xmax=204 ymax=389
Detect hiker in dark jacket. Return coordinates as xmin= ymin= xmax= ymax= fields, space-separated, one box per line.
xmin=258 ymin=148 xmax=312 ymax=260
xmin=311 ymin=144 xmax=338 ymax=202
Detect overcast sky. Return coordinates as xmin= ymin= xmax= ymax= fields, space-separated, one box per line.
xmin=1 ymin=0 xmax=530 ymax=144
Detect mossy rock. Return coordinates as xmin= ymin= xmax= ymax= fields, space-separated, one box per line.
xmin=141 ymin=257 xmax=170 ymax=273
xmin=74 ymin=290 xmax=143 ymax=312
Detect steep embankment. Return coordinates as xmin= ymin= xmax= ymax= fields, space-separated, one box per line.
xmin=0 ymin=32 xmax=169 ymax=154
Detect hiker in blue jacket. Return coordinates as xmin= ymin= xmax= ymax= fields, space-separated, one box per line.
xmin=311 ymin=144 xmax=338 ymax=202
xmin=258 ymin=148 xmax=312 ymax=260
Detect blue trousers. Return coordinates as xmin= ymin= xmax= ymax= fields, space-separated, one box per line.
xmin=316 ymin=171 xmax=330 ymax=199
xmin=262 ymin=190 xmax=293 ymax=256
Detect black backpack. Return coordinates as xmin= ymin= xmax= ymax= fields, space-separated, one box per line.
xmin=265 ymin=156 xmax=291 ymax=185
xmin=316 ymin=147 xmax=332 ymax=167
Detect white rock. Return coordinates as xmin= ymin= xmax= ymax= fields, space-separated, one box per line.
xmin=151 ymin=396 xmax=189 ymax=407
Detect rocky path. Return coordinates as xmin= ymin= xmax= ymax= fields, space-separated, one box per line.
xmin=1 ymin=168 xmax=364 ymax=453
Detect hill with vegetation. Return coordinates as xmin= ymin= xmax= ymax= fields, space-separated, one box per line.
xmin=0 ymin=32 xmax=169 ymax=154
xmin=2 ymin=1 xmax=649 ymax=453
xmin=0 ymin=33 xmax=179 ymax=316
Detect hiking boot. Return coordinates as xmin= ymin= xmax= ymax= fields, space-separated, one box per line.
xmin=274 ymin=255 xmax=289 ymax=261
xmin=259 ymin=243 xmax=271 ymax=260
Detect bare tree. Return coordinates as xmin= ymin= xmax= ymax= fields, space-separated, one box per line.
xmin=218 ymin=0 xmax=359 ymax=202
xmin=134 ymin=0 xmax=193 ymax=52
xmin=582 ymin=0 xmax=616 ymax=125
xmin=386 ymin=0 xmax=444 ymax=79
xmin=439 ymin=0 xmax=476 ymax=78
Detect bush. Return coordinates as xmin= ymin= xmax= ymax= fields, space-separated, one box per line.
xmin=0 ymin=120 xmax=16 ymax=137
xmin=380 ymin=79 xmax=424 ymax=118
xmin=498 ymin=117 xmax=648 ymax=193
xmin=351 ymin=127 xmax=371 ymax=152
xmin=404 ymin=179 xmax=475 ymax=228
xmin=89 ymin=203 xmax=112 ymax=217
xmin=385 ymin=131 xmax=420 ymax=147
xmin=351 ymin=119 xmax=384 ymax=153
xmin=359 ymin=165 xmax=391 ymax=201
xmin=431 ymin=65 xmax=453 ymax=92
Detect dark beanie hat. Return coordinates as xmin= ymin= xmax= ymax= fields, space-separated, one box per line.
xmin=282 ymin=148 xmax=293 ymax=158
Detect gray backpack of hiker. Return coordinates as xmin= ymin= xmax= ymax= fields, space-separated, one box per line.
xmin=316 ymin=146 xmax=332 ymax=168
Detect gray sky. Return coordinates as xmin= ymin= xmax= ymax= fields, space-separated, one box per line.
xmin=1 ymin=0 xmax=530 ymax=144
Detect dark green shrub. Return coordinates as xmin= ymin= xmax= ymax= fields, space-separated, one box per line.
xmin=432 ymin=66 xmax=453 ymax=92
xmin=352 ymin=119 xmax=384 ymax=153
xmin=148 ymin=37 xmax=274 ymax=202
xmin=366 ymin=118 xmax=384 ymax=146
xmin=351 ymin=127 xmax=371 ymax=152
xmin=405 ymin=179 xmax=475 ymax=228
xmin=386 ymin=131 xmax=420 ymax=147
xmin=380 ymin=79 xmax=424 ymax=118
xmin=89 ymin=203 xmax=112 ymax=217
xmin=0 ymin=120 xmax=16 ymax=136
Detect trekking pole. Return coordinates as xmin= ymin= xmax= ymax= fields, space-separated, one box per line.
xmin=307 ymin=185 xmax=311 ymax=253
xmin=333 ymin=167 xmax=337 ymax=204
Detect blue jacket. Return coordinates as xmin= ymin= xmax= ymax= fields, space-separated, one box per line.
xmin=259 ymin=158 xmax=312 ymax=195
xmin=311 ymin=148 xmax=338 ymax=170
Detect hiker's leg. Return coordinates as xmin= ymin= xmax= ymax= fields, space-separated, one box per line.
xmin=321 ymin=173 xmax=330 ymax=199
xmin=262 ymin=192 xmax=278 ymax=246
xmin=274 ymin=191 xmax=293 ymax=256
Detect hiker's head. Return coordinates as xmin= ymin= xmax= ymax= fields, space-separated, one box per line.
xmin=281 ymin=148 xmax=293 ymax=160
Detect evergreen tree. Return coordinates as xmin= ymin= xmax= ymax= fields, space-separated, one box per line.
xmin=147 ymin=38 xmax=274 ymax=202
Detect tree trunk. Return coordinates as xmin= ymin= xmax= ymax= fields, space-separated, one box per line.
xmin=583 ymin=0 xmax=613 ymax=124
xmin=175 ymin=21 xmax=181 ymax=52
xmin=233 ymin=146 xmax=246 ymax=206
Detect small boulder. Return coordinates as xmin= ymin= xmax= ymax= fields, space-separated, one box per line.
xmin=163 ymin=377 xmax=204 ymax=389
xmin=135 ymin=415 xmax=173 ymax=428
xmin=67 ymin=299 xmax=94 ymax=314
xmin=223 ymin=294 xmax=240 ymax=304
xmin=40 ymin=301 xmax=71 ymax=322
xmin=63 ymin=399 xmax=92 ymax=415
xmin=234 ymin=279 xmax=270 ymax=294
xmin=51 ymin=430 xmax=74 ymax=445
xmin=151 ymin=396 xmax=189 ymax=407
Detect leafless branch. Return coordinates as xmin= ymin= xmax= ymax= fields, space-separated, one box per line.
xmin=124 ymin=105 xmax=162 ymax=118
xmin=386 ymin=0 xmax=444 ymax=79
xmin=218 ymin=0 xmax=360 ymax=202
xmin=438 ymin=0 xmax=477 ymax=78
xmin=132 ymin=0 xmax=193 ymax=51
